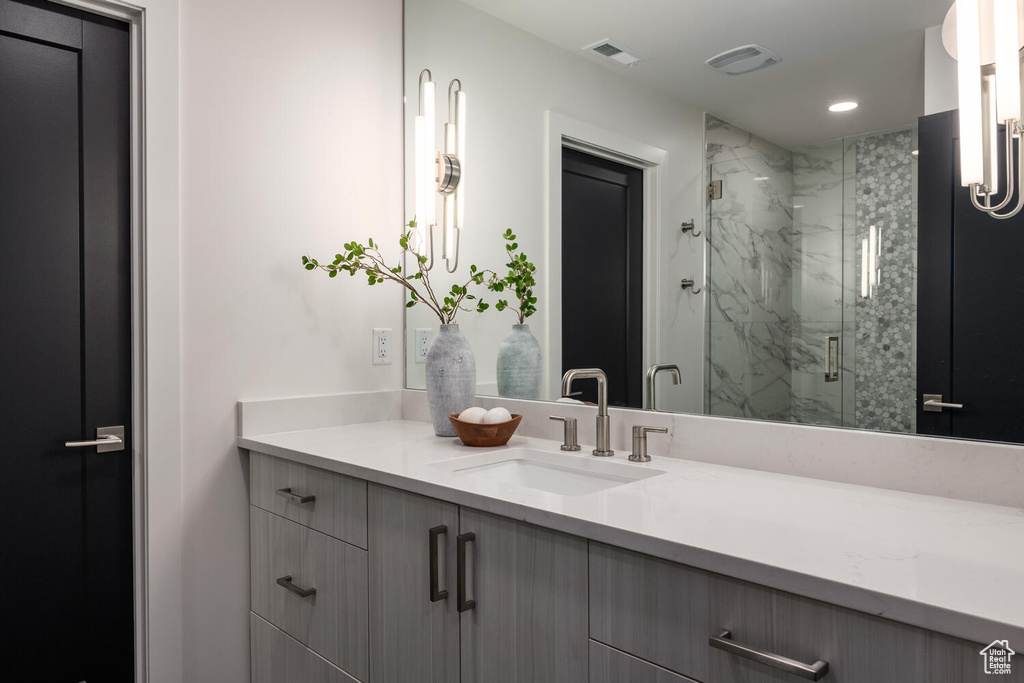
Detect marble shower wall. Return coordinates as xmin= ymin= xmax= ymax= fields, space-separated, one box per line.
xmin=851 ymin=129 xmax=919 ymax=433
xmin=705 ymin=117 xmax=919 ymax=432
xmin=706 ymin=117 xmax=794 ymax=421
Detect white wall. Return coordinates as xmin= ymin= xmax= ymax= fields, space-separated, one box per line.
xmin=179 ymin=0 xmax=404 ymax=679
xmin=403 ymin=0 xmax=707 ymax=413
xmin=925 ymin=24 xmax=958 ymax=115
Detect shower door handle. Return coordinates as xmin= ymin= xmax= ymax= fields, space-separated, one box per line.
xmin=824 ymin=337 xmax=839 ymax=382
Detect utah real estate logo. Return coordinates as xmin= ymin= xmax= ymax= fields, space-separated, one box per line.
xmin=980 ymin=640 xmax=1015 ymax=675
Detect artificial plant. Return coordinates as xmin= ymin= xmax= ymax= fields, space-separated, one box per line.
xmin=302 ymin=220 xmax=493 ymax=324
xmin=488 ymin=229 xmax=538 ymax=325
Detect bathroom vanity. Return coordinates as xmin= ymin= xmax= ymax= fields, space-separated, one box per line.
xmin=238 ymin=412 xmax=1024 ymax=683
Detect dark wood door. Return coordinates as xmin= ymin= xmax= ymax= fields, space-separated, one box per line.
xmin=561 ymin=147 xmax=644 ymax=408
xmin=0 ymin=0 xmax=133 ymax=679
xmin=918 ymin=110 xmax=1024 ymax=443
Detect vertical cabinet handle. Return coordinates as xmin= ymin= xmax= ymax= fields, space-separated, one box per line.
xmin=429 ymin=525 xmax=448 ymax=602
xmin=709 ymin=629 xmax=829 ymax=680
xmin=457 ymin=532 xmax=476 ymax=613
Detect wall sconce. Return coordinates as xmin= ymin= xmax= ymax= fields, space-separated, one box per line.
xmin=943 ymin=0 xmax=1024 ymax=219
xmin=413 ymin=69 xmax=466 ymax=272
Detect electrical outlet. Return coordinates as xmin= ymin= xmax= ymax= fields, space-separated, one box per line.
xmin=415 ymin=328 xmax=432 ymax=364
xmin=372 ymin=328 xmax=392 ymax=365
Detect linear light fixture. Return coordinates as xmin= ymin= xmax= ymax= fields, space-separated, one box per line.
xmin=944 ymin=0 xmax=1024 ymax=218
xmin=413 ymin=69 xmax=466 ymax=271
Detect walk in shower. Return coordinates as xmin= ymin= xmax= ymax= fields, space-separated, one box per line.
xmin=705 ymin=116 xmax=919 ymax=433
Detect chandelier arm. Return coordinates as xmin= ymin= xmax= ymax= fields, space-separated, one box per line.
xmin=983 ymin=136 xmax=1024 ymax=219
xmin=444 ymin=228 xmax=460 ymax=274
xmin=970 ymin=183 xmax=993 ymax=211
xmin=980 ymin=120 xmax=1018 ymax=213
xmin=421 ymin=222 xmax=436 ymax=271
xmin=966 ymin=122 xmax=1015 ymax=211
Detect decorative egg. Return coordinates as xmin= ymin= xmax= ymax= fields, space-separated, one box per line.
xmin=483 ymin=406 xmax=513 ymax=424
xmin=458 ymin=406 xmax=488 ymax=424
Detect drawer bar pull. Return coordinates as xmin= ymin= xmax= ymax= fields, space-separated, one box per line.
xmin=457 ymin=532 xmax=475 ymax=613
xmin=275 ymin=487 xmax=315 ymax=504
xmin=276 ymin=575 xmax=316 ymax=598
xmin=710 ymin=629 xmax=829 ymax=680
xmin=429 ymin=525 xmax=449 ymax=602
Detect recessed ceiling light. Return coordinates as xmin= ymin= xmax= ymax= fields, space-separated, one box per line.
xmin=829 ymin=101 xmax=859 ymax=113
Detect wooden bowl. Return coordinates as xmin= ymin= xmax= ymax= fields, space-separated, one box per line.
xmin=448 ymin=414 xmax=523 ymax=447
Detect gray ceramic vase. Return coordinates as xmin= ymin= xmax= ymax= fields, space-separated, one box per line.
xmin=426 ymin=324 xmax=476 ymax=436
xmin=496 ymin=324 xmax=543 ymax=400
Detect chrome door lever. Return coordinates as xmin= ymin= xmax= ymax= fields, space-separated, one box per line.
xmin=923 ymin=394 xmax=964 ymax=412
xmin=65 ymin=425 xmax=125 ymax=452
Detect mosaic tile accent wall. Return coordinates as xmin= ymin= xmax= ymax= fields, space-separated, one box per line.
xmin=852 ymin=129 xmax=918 ymax=433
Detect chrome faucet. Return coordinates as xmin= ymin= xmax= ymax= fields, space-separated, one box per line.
xmin=645 ymin=363 xmax=681 ymax=411
xmin=561 ymin=368 xmax=614 ymax=457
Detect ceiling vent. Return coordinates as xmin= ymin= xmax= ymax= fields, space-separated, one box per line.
xmin=583 ymin=39 xmax=649 ymax=67
xmin=705 ymin=44 xmax=781 ymax=75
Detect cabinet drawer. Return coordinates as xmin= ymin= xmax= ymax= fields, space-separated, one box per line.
xmin=589 ymin=641 xmax=700 ymax=683
xmin=251 ymin=507 xmax=369 ymax=681
xmin=709 ymin=575 xmax=1010 ymax=683
xmin=251 ymin=612 xmax=359 ymax=683
xmin=589 ymin=543 xmax=709 ymax=681
xmin=250 ymin=451 xmax=367 ymax=549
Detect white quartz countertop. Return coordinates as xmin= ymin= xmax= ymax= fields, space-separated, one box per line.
xmin=238 ymin=419 xmax=1024 ymax=646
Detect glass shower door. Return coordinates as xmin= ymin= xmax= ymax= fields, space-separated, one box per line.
xmin=706 ymin=150 xmax=799 ymax=422
xmin=706 ymin=141 xmax=848 ymax=426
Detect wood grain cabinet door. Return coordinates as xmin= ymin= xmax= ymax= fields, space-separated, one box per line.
xmin=589 ymin=543 xmax=710 ymax=681
xmin=458 ymin=508 xmax=589 ymax=683
xmin=589 ymin=640 xmax=701 ymax=683
xmin=250 ymin=507 xmax=369 ymax=681
xmin=709 ymin=575 xmax=1017 ymax=683
xmin=251 ymin=612 xmax=359 ymax=683
xmin=367 ymin=484 xmax=461 ymax=683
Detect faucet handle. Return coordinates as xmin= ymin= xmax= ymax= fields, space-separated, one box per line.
xmin=630 ymin=425 xmax=668 ymax=463
xmin=549 ymin=416 xmax=582 ymax=452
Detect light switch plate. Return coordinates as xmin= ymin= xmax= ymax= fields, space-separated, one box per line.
xmin=372 ymin=328 xmax=392 ymax=365
xmin=415 ymin=328 xmax=432 ymax=364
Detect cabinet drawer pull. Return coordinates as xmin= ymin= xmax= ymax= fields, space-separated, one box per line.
xmin=429 ymin=525 xmax=449 ymax=602
xmin=457 ymin=532 xmax=475 ymax=613
xmin=276 ymin=487 xmax=315 ymax=504
xmin=276 ymin=575 xmax=316 ymax=598
xmin=710 ymin=629 xmax=829 ymax=680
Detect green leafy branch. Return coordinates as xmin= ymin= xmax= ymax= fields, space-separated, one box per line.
xmin=487 ymin=228 xmax=537 ymax=325
xmin=302 ymin=220 xmax=493 ymax=325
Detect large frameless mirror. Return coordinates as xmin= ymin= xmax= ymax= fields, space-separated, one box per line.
xmin=404 ymin=0 xmax=1024 ymax=446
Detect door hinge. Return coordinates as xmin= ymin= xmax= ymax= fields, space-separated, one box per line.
xmin=708 ymin=180 xmax=723 ymax=200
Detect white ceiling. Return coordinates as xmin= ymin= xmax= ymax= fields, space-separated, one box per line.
xmin=459 ymin=0 xmax=953 ymax=149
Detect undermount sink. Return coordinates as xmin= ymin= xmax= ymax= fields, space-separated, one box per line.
xmin=428 ymin=447 xmax=664 ymax=496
